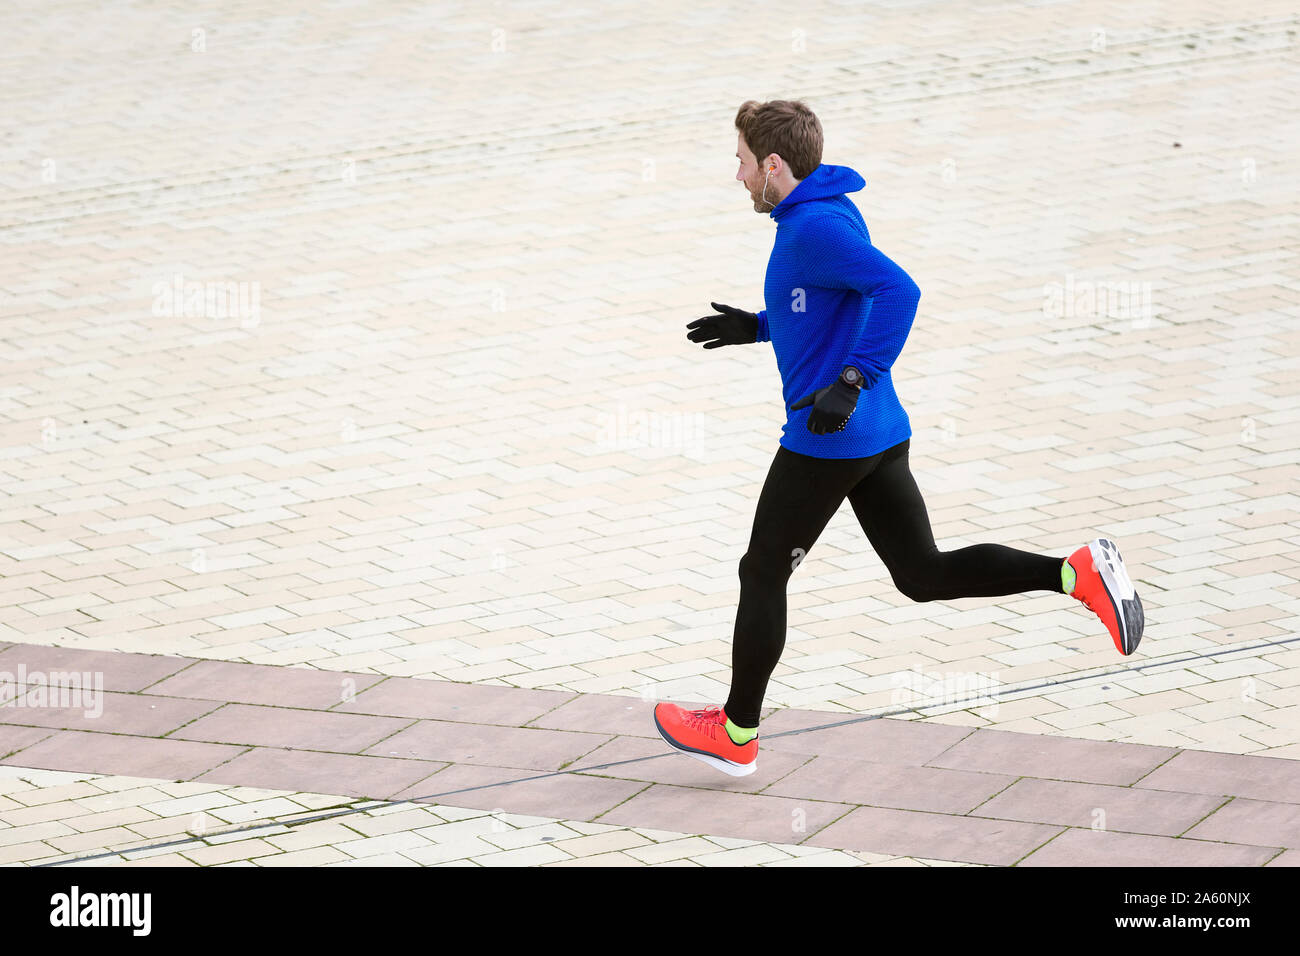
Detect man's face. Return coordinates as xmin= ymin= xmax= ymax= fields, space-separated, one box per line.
xmin=736 ymin=135 xmax=774 ymax=213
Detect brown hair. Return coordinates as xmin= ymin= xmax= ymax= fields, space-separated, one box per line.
xmin=734 ymin=99 xmax=823 ymax=180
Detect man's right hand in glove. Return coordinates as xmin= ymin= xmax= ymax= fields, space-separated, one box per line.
xmin=686 ymin=302 xmax=758 ymax=349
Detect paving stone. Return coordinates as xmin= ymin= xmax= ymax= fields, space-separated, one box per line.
xmin=170 ymin=703 xmax=413 ymax=753
xmin=1017 ymin=829 xmax=1280 ymax=867
xmin=336 ymin=677 xmax=572 ymax=726
xmin=971 ymin=777 xmax=1226 ymax=836
xmin=927 ymin=727 xmax=1177 ymax=785
xmin=193 ymin=748 xmax=447 ymax=801
xmin=598 ymin=785 xmax=849 ymax=846
xmin=366 ymin=720 xmax=613 ymax=773
xmin=1182 ymin=798 xmax=1300 ymax=848
xmin=0 ymin=692 xmax=221 ymax=737
xmin=762 ymin=754 xmax=1018 ymax=814
xmin=2 ymin=731 xmax=244 ymax=781
xmin=805 ymin=805 xmax=1060 ymax=866
xmin=1135 ymin=749 xmax=1300 ymax=803
xmin=145 ymin=661 xmax=386 ymax=709
xmin=761 ymin=714 xmax=976 ymax=765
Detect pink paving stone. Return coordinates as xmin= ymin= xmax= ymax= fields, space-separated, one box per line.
xmin=927 ymin=727 xmax=1177 ymax=785
xmin=391 ymin=762 xmax=646 ymax=819
xmin=972 ymin=777 xmax=1227 ymax=836
xmin=1135 ymin=749 xmax=1300 ymax=804
xmin=598 ymin=784 xmax=850 ymax=845
xmin=146 ymin=660 xmax=385 ymax=708
xmin=566 ymin=734 xmax=810 ymax=790
xmin=0 ymin=691 xmax=220 ymax=736
xmin=195 ymin=748 xmax=448 ymax=801
xmin=335 ymin=676 xmax=571 ymax=725
xmin=2 ymin=730 xmax=244 ymax=780
xmin=168 ymin=703 xmax=415 ymax=753
xmin=762 ymin=754 xmax=1018 ymax=814
xmin=805 ymin=805 xmax=1061 ymax=866
xmin=365 ymin=719 xmax=611 ymax=772
xmin=524 ymin=692 xmax=661 ymax=737
xmin=760 ymin=713 xmax=975 ymax=765
xmin=0 ymin=643 xmax=192 ymax=692
xmin=1267 ymin=850 xmax=1300 ymax=866
xmin=0 ymin=725 xmax=56 ymax=758
xmin=1017 ymin=829 xmax=1280 ymax=867
xmin=1182 ymin=798 xmax=1300 ymax=848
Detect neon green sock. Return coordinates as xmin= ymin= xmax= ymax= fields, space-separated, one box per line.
xmin=725 ymin=717 xmax=758 ymax=745
xmin=1061 ymin=558 xmax=1076 ymax=595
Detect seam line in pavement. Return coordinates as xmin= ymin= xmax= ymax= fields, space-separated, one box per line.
xmin=32 ymin=752 xmax=684 ymax=867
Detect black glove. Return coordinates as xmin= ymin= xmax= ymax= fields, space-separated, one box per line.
xmin=790 ymin=377 xmax=861 ymax=434
xmin=686 ymin=302 xmax=758 ymax=349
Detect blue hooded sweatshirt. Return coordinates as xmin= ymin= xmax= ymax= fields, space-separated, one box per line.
xmin=754 ymin=163 xmax=921 ymax=459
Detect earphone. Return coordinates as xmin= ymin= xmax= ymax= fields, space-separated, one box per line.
xmin=760 ymin=165 xmax=776 ymax=208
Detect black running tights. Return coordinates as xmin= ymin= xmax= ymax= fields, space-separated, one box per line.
xmin=722 ymin=438 xmax=1065 ymax=728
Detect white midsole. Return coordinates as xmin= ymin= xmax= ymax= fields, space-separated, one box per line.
xmin=656 ymin=728 xmax=757 ymax=776
xmin=676 ymin=747 xmax=757 ymax=777
xmin=1090 ymin=538 xmax=1135 ymax=600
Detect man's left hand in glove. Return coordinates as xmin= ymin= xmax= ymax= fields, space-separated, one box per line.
xmin=790 ymin=365 xmax=866 ymax=435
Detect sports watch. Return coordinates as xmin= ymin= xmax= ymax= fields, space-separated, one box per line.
xmin=839 ymin=365 xmax=864 ymax=389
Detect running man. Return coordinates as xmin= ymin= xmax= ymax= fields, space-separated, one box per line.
xmin=654 ymin=99 xmax=1144 ymax=777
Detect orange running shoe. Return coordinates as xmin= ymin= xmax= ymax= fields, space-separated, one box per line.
xmin=654 ymin=703 xmax=757 ymax=777
xmin=1066 ymin=537 xmax=1145 ymax=656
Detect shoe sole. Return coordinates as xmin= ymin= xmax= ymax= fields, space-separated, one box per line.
xmin=1090 ymin=537 xmax=1144 ymax=655
xmin=653 ymin=712 xmax=757 ymax=777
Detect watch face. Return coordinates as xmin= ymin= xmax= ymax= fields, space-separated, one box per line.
xmin=844 ymin=367 xmax=861 ymax=385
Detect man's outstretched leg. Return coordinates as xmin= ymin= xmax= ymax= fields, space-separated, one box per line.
xmin=654 ymin=444 xmax=886 ymax=776
xmin=846 ymin=439 xmax=1144 ymax=654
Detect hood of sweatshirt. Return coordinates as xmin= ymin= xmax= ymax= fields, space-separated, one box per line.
xmin=769 ymin=164 xmax=866 ymax=222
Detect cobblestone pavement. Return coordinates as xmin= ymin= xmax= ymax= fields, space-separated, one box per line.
xmin=1 ymin=1 xmax=1297 ymax=865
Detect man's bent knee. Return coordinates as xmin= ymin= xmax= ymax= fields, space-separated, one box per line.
xmin=739 ymin=550 xmax=796 ymax=589
xmin=892 ymin=568 xmax=941 ymax=603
